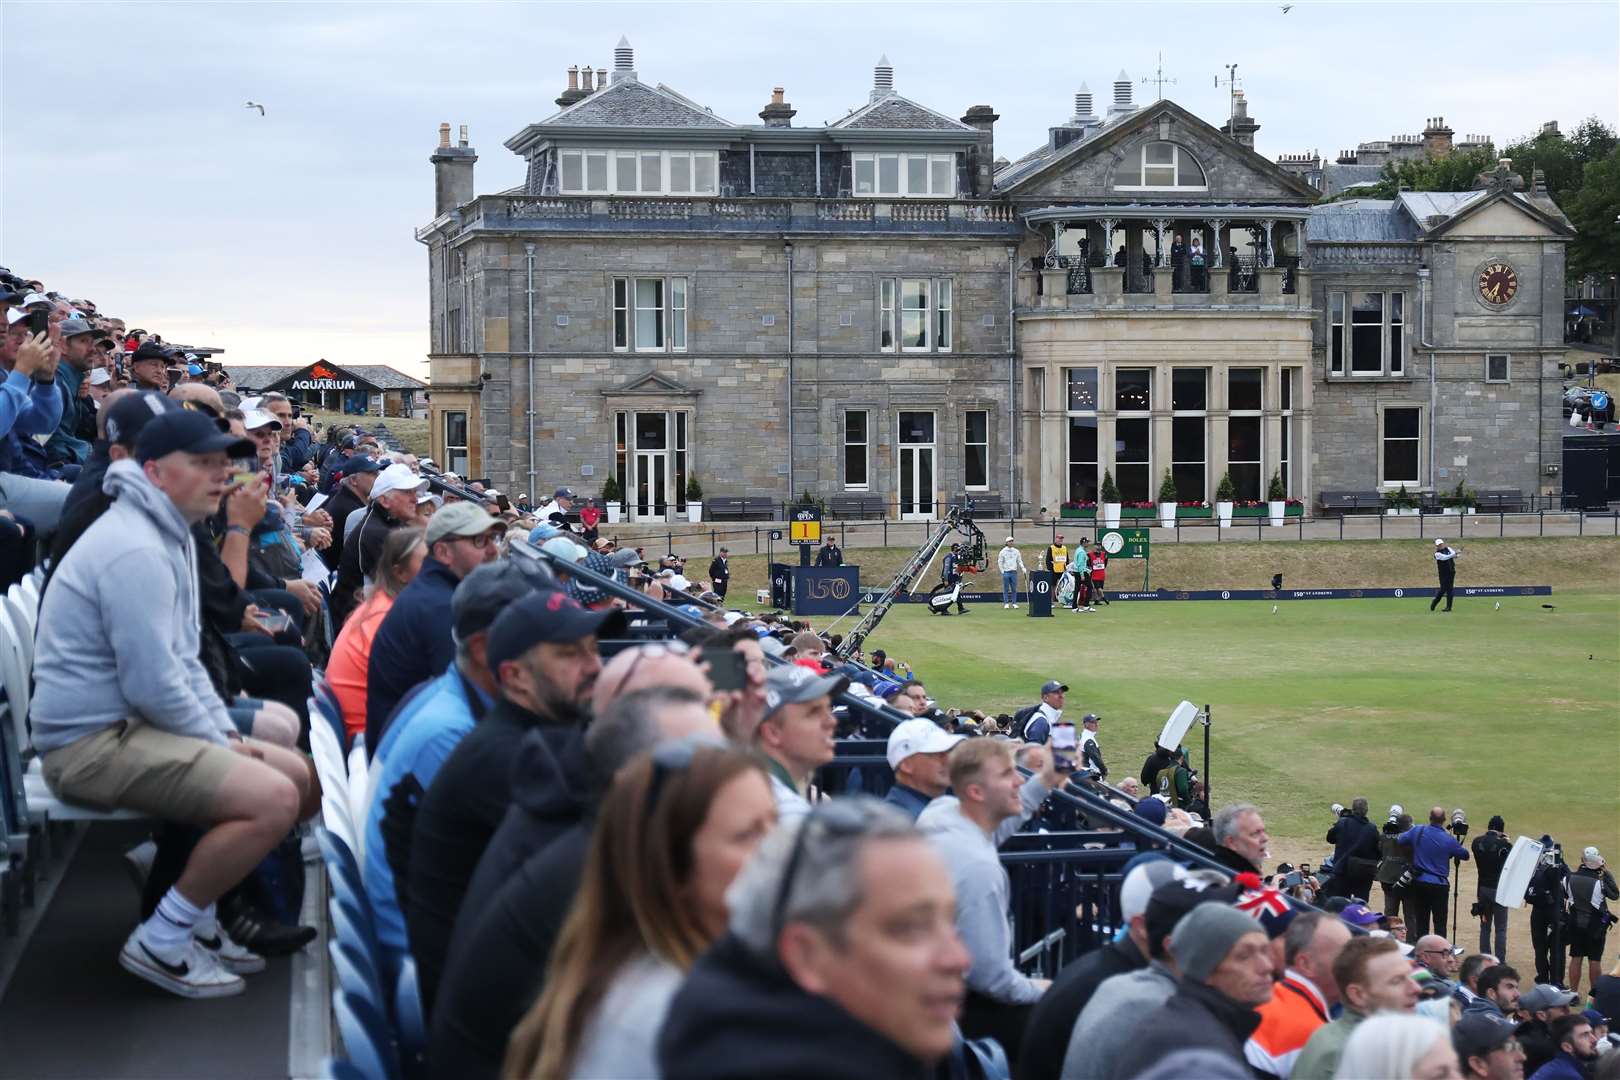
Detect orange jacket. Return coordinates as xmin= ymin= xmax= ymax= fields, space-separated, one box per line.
xmin=1245 ymin=972 xmax=1330 ymax=1078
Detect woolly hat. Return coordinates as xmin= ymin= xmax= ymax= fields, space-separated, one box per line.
xmin=1170 ymin=902 xmax=1265 ymax=983
xmin=1134 ymin=796 xmax=1168 ymax=827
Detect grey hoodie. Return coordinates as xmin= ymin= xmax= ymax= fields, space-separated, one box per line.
xmin=32 ymin=459 xmax=234 ymax=753
xmin=917 ymin=774 xmax=1050 ymax=1005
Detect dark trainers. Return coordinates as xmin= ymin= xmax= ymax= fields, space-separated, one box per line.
xmin=119 ymin=929 xmax=244 ymax=999
xmin=223 ymin=907 xmax=317 ymax=958
xmin=196 ymin=928 xmax=267 ymax=975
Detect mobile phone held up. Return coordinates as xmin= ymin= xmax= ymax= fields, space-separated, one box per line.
xmin=25 ymin=309 xmax=51 ymax=338
xmin=1050 ymin=721 xmax=1077 ymax=772
xmin=700 ymin=646 xmax=748 ymax=692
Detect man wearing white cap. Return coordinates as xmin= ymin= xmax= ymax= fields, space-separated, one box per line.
xmin=997 ymin=536 xmax=1027 ymax=608
xmin=883 ymin=717 xmax=964 ymax=820
xmin=1432 ymin=539 xmax=1460 ymax=612
xmin=333 ymin=462 xmax=427 ymax=627
xmin=1565 ymin=845 xmax=1618 ymax=995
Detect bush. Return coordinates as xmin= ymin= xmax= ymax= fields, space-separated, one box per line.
xmin=1267 ymin=470 xmax=1286 ymax=502
xmin=1443 ymin=478 xmax=1477 ymax=508
xmin=600 ymin=474 xmax=623 ymax=503
xmin=1215 ymin=471 xmax=1236 ymax=502
xmin=1384 ymin=484 xmax=1417 ymax=509
xmin=1100 ymin=470 xmax=1120 ymax=503
xmin=685 ymin=474 xmax=703 ymax=501
xmin=1157 ymin=468 xmax=1178 ymax=503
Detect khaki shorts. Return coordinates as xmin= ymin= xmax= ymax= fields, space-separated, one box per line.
xmin=41 ymin=722 xmax=246 ymax=824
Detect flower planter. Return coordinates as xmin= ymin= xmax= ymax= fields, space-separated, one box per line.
xmin=686 ymin=502 xmax=703 ymax=524
xmin=1216 ymin=500 xmax=1234 ymax=527
xmin=1059 ymin=507 xmax=1097 ymax=520
xmin=1178 ymin=506 xmax=1213 ymax=519
xmin=1102 ymin=502 xmax=1122 ymax=528
xmin=1233 ymin=505 xmax=1267 ymax=519
xmin=1441 ymin=506 xmax=1477 ymax=516
xmin=1159 ymin=502 xmax=1178 ymax=528
xmin=605 ymin=502 xmax=622 ymax=524
xmin=1384 ymin=507 xmax=1420 ymax=517
xmin=1122 ymin=506 xmax=1157 ymax=520
xmin=1267 ymin=500 xmax=1286 ymax=527
xmin=1285 ymin=504 xmax=1304 ymax=517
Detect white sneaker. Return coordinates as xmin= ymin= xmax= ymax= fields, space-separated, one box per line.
xmin=119 ymin=929 xmax=245 ymax=999
xmin=196 ymin=927 xmax=267 ymax=975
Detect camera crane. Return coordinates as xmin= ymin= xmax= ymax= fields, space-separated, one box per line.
xmin=833 ymin=503 xmax=987 ymax=662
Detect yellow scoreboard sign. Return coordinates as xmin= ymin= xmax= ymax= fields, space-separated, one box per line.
xmin=790 ymin=508 xmax=822 ymax=545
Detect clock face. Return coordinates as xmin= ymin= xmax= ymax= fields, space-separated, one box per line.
xmin=1102 ymin=532 xmax=1125 ymax=555
xmin=1478 ymin=261 xmax=1518 ymax=307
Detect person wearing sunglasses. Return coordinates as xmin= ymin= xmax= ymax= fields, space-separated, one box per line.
xmin=503 ymin=739 xmax=774 ymax=1079
xmin=661 ymin=797 xmax=970 ymax=1078
xmin=917 ymin=737 xmax=1060 ymax=1063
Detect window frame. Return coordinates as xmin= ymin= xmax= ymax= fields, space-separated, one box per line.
xmin=1379 ymin=404 xmax=1424 ymax=488
xmin=879 ymin=277 xmax=953 ymax=353
xmin=1171 ymin=367 xmax=1208 ymax=504
xmin=963 ymin=409 xmax=990 ymax=491
xmin=558 ymin=149 xmax=719 ymax=196
xmin=851 ymin=152 xmax=957 ymax=198
xmin=843 ymin=409 xmax=870 ymax=490
xmin=1227 ymin=368 xmax=1265 ymax=503
xmin=1329 ymin=289 xmax=1408 ymax=378
xmin=611 ymin=276 xmax=689 ymax=353
xmin=443 ymin=411 xmax=470 ymax=476
xmin=1485 ymin=353 xmax=1511 ymax=384
xmin=1113 ymin=141 xmax=1209 ymax=192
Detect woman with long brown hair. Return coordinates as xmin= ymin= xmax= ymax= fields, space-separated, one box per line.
xmin=503 ymin=740 xmax=776 ymax=1079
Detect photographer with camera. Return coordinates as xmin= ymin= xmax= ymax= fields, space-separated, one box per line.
xmin=1376 ymin=807 xmax=1416 ymax=923
xmin=1471 ymin=814 xmax=1513 ymax=960
xmin=1324 ymin=798 xmax=1382 ymax=902
xmin=1397 ymin=806 xmax=1470 ymax=939
xmin=1564 ymin=846 xmax=1618 ymax=997
xmin=1526 ymin=837 xmax=1571 ymax=987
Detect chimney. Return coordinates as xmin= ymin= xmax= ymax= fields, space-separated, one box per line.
xmin=1220 ymin=90 xmax=1260 ymax=149
xmin=596 ymin=67 xmax=608 ymax=91
xmin=1073 ymin=84 xmax=1095 ymax=124
xmin=1422 ymin=115 xmax=1454 ymax=157
xmin=961 ymin=105 xmax=998 ymax=197
xmin=556 ymin=65 xmax=588 ymax=108
xmin=1532 ymin=168 xmax=1548 ymax=196
xmin=430 ymin=122 xmax=477 ymax=217
xmin=1539 ymin=120 xmax=1561 ymax=138
xmin=1109 ymin=70 xmax=1134 ymax=116
xmin=580 ymin=66 xmax=594 ymax=93
xmin=759 ymin=86 xmax=797 ymax=127
xmin=1336 ymin=149 xmax=1357 ymax=165
xmin=612 ymin=36 xmax=636 ymax=83
xmin=871 ymin=54 xmax=894 ymax=102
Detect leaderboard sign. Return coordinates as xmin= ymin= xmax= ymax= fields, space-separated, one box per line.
xmin=875 ymin=585 xmax=1552 ymax=603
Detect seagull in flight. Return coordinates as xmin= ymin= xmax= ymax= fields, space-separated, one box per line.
xmin=1281 ymin=4 xmax=1292 ymax=10
xmin=245 ymin=101 xmax=265 ymax=115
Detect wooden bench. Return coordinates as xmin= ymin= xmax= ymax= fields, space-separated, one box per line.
xmin=706 ymin=496 xmax=776 ymax=521
xmin=960 ymin=493 xmax=1007 ymax=518
xmin=826 ymin=495 xmax=885 ymax=519
xmin=1476 ymin=489 xmax=1527 ymax=513
xmin=1318 ymin=490 xmax=1384 ymax=515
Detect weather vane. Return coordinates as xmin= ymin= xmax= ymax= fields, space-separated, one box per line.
xmin=1141 ymin=53 xmax=1176 ymax=99
xmin=1215 ymin=63 xmax=1241 ymax=125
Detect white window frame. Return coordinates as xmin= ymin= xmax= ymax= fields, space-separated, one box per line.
xmin=1171 ymin=367 xmax=1208 ymax=505
xmin=1379 ymin=404 xmax=1424 ymax=488
xmin=559 ymin=149 xmax=719 ymax=196
xmin=1330 ymin=290 xmax=1408 ymax=378
xmin=1280 ymin=368 xmax=1294 ymax=498
xmin=851 ymin=152 xmax=956 ymax=198
xmin=900 ymin=279 xmax=930 ymax=351
xmin=963 ymin=409 xmax=990 ymax=491
xmin=843 ymin=410 xmax=870 ymax=490
xmin=1329 ymin=292 xmax=1346 ymax=376
xmin=612 ymin=276 xmax=688 ymax=353
xmin=1113 ymin=142 xmax=1209 ymax=191
xmin=936 ymin=280 xmax=952 ymax=352
xmin=443 ymin=411 xmax=469 ymax=476
xmin=880 ymin=277 xmax=952 ymax=353
xmin=1485 ymin=352 xmax=1510 ymax=384
xmin=1227 ymin=367 xmax=1265 ymax=503
xmin=879 ymin=280 xmax=896 ymax=352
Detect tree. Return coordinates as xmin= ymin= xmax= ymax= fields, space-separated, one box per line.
xmin=1351 ymin=146 xmax=1500 ymax=201
xmin=1502 ymin=117 xmax=1618 ymax=206
xmin=1558 ymin=147 xmax=1620 ymax=280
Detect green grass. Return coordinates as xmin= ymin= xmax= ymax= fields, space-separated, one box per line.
xmin=832 ymin=592 xmax=1620 ymax=864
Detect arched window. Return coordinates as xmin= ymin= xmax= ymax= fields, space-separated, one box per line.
xmin=1112 ymin=142 xmax=1207 ymax=189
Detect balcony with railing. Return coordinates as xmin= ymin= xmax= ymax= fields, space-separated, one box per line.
xmin=431 ymin=195 xmax=1022 ymax=239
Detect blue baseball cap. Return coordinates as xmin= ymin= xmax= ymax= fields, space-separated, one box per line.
xmin=336 ymin=455 xmax=384 ymax=478
xmin=135 ymin=409 xmax=254 ymax=464
xmin=485 ymin=588 xmax=626 ymax=672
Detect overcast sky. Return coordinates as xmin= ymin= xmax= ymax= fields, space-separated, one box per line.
xmin=4 ymin=1 xmax=1615 ymax=376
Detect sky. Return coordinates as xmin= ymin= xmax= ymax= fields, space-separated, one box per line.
xmin=3 ymin=1 xmax=1616 ymax=378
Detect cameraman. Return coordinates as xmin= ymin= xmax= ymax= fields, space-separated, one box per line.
xmin=1324 ymin=797 xmax=1382 ymax=901
xmin=1397 ymin=806 xmax=1470 ymax=939
xmin=1471 ymin=815 xmax=1512 ymax=959
xmin=1565 ymin=846 xmax=1618 ymax=996
xmin=1526 ymin=836 xmax=1570 ymax=987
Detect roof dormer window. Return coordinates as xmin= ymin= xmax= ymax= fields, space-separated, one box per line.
xmin=1112 ymin=141 xmax=1207 ymax=191
xmin=852 ymin=152 xmax=956 ymax=197
xmin=559 ymin=149 xmax=718 ymax=195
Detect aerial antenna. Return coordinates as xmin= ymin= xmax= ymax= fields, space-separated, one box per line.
xmin=1141 ymin=52 xmax=1177 ymax=99
xmin=1215 ymin=64 xmax=1241 ymax=126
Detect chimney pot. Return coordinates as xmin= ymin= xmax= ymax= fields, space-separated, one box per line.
xmin=597 ymin=67 xmax=608 ymax=88
xmin=438 ymin=122 xmax=451 ymax=149
xmin=581 ymin=66 xmax=594 ymax=92
xmin=567 ymin=65 xmax=578 ymax=90
xmin=771 ymin=87 xmax=784 ymax=105
xmin=458 ymin=124 xmax=468 ymax=147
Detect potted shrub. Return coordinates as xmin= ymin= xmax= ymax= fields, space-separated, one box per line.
xmin=1100 ymin=470 xmax=1122 ymax=528
xmin=685 ymin=474 xmax=703 ymax=524
xmin=1215 ymin=471 xmax=1236 ymax=527
xmin=601 ymin=474 xmax=623 ymax=524
xmin=1157 ymin=469 xmax=1178 ymax=528
xmin=1060 ymin=500 xmax=1097 ymax=519
xmin=1442 ymin=479 xmax=1477 ymax=515
xmin=1267 ymin=471 xmax=1287 ymax=526
xmin=1383 ymin=484 xmax=1419 ymax=516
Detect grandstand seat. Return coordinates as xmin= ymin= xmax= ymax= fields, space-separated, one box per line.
xmin=345 ymin=741 xmax=371 ymax=860
xmin=331 ymin=936 xmax=384 ymax=1004
xmin=320 ymin=1058 xmax=371 ymax=1080
xmin=311 ymin=716 xmax=350 ymax=804
xmin=393 ymin=958 xmax=426 ymax=1057
xmin=333 ymin=987 xmax=401 ymax=1080
xmin=321 ymin=794 xmax=358 ymax=853
xmin=330 ymin=890 xmax=380 ymax=965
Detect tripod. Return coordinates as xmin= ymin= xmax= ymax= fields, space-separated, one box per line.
xmin=1451 ymin=856 xmax=1462 ymax=940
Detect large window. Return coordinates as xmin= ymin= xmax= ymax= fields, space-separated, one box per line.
xmin=1280 ymin=368 xmax=1294 ymax=498
xmin=964 ymin=410 xmax=989 ymax=490
xmin=852 ymin=152 xmax=956 ymax=197
xmin=1331 ymin=290 xmax=1406 ymax=377
xmin=1115 ymin=368 xmax=1152 ymax=412
xmin=1113 ymin=141 xmax=1208 ymax=189
xmin=1115 ymin=418 xmax=1151 ymax=503
xmin=1068 ymin=417 xmax=1098 ymax=503
xmin=560 ymin=149 xmax=718 ymax=195
xmin=879 ymin=278 xmax=952 ymax=352
xmin=1228 ymin=367 xmax=1264 ymax=502
xmin=1381 ymin=406 xmax=1422 ymax=486
xmin=1066 ymin=367 xmax=1099 ymax=411
xmin=613 ymin=277 xmax=688 ymax=352
xmin=844 ymin=410 xmax=869 ymax=489
xmin=1171 ymin=368 xmax=1207 ymax=502
xmin=443 ymin=411 xmax=469 ymax=476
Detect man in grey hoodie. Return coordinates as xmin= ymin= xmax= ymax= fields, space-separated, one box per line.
xmin=32 ymin=410 xmax=316 ymax=1000
xmin=918 ymin=736 xmax=1057 ymax=1063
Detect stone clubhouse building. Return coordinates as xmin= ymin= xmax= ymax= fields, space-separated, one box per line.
xmin=418 ymin=41 xmax=1572 ymax=519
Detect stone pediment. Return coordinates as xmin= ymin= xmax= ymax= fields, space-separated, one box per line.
xmin=600 ymin=370 xmax=701 ymax=398
xmin=1002 ymin=101 xmax=1320 ymax=205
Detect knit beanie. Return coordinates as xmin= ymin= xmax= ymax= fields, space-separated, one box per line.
xmin=1170 ymin=902 xmax=1264 ymax=983
xmin=1134 ymin=796 xmax=1169 ymax=827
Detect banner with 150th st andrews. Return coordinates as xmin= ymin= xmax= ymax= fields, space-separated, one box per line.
xmin=863 ymin=585 xmax=1552 ymax=604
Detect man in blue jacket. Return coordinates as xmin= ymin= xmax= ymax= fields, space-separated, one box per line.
xmin=1398 ymin=806 xmax=1470 ymax=938
xmin=1528 ymin=1014 xmax=1600 ymax=1080
xmin=0 ymin=320 xmax=69 ymax=528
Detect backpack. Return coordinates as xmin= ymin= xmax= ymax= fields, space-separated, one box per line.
xmin=1011 ymin=704 xmax=1042 ymax=742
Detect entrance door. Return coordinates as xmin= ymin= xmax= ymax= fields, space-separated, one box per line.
xmin=633 ymin=412 xmax=670 ymax=521
xmin=897 ymin=411 xmax=936 ymax=520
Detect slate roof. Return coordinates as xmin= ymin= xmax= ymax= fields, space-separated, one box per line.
xmin=1307 ymin=200 xmax=1419 ymax=242
xmin=225 ymin=363 xmax=426 ymax=392
xmin=830 ymin=93 xmax=973 ymax=132
xmin=1397 ymin=190 xmax=1486 ymax=225
xmin=1319 ymin=163 xmax=1383 ymax=197
xmin=539 ymin=79 xmax=733 ymax=129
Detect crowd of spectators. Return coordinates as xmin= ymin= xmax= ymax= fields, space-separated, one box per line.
xmin=8 ymin=266 xmax=1619 ymax=1078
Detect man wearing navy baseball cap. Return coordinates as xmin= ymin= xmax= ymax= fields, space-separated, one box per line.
xmin=31 ymin=408 xmax=317 ymax=999
xmin=403 ymin=587 xmax=624 ymax=1011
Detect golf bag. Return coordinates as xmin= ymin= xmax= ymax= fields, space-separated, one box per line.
xmin=927 ymin=580 xmax=963 ymax=615
xmin=1055 ymin=572 xmax=1075 ymax=608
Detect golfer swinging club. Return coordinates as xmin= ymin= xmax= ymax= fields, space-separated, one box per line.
xmin=1432 ymin=538 xmax=1459 ymax=612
